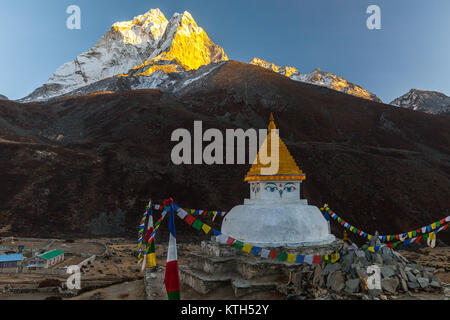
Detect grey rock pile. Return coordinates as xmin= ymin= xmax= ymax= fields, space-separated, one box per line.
xmin=291 ymin=241 xmax=443 ymax=300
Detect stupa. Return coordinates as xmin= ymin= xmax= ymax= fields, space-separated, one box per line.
xmin=221 ymin=114 xmax=335 ymax=247
xmin=178 ymin=114 xmax=342 ymax=298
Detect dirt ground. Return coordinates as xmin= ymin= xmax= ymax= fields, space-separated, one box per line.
xmin=0 ymin=237 xmax=448 ymax=300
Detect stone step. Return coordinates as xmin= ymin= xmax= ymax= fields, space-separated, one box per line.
xmin=179 ymin=265 xmax=233 ymax=295
xmin=231 ymin=279 xmax=281 ymax=298
xmin=186 ymin=252 xmax=293 ymax=281
xmin=187 ymin=252 xmax=238 ymax=274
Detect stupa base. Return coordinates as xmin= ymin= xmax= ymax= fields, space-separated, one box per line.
xmin=179 ymin=237 xmax=344 ymax=297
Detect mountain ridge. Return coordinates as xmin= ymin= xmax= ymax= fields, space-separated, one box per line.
xmin=250 ymin=57 xmax=383 ymax=103
xmin=390 ymin=89 xmax=450 ymax=115
xmin=1 ymin=61 xmax=449 ymax=243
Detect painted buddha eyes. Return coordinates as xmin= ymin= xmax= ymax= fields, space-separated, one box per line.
xmin=264 ymin=183 xmax=296 ymax=193
xmin=283 ymin=184 xmax=296 ymax=192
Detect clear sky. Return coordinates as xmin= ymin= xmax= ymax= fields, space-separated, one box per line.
xmin=1 ymin=0 xmax=449 ymax=102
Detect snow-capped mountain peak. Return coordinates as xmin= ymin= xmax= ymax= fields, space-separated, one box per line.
xmin=390 ymin=89 xmax=450 ymax=115
xmin=250 ymin=57 xmax=300 ymax=77
xmin=124 ymin=11 xmax=228 ymax=77
xmin=250 ymin=58 xmax=382 ymax=103
xmin=21 ymin=9 xmax=228 ymax=102
xmin=111 ymin=8 xmax=168 ymax=46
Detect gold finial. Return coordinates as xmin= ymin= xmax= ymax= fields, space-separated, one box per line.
xmin=268 ymin=113 xmax=276 ymax=131
xmin=343 ymin=230 xmax=348 ymax=242
xmin=244 ymin=113 xmax=306 ymax=182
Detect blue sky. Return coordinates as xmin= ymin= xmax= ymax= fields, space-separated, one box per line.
xmin=0 ymin=0 xmax=449 ymax=102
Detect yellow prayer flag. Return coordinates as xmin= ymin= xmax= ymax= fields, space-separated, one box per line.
xmin=349 ymin=226 xmax=354 ymax=232
xmin=287 ymin=254 xmax=296 ymax=263
xmin=368 ymin=247 xmax=375 ymax=252
xmin=202 ymin=224 xmax=212 ymax=235
xmin=408 ymin=232 xmax=413 ymax=238
xmin=242 ymin=243 xmax=253 ymax=253
xmin=367 ymin=235 xmax=372 ymax=240
xmin=147 ymin=253 xmax=156 ymax=268
xmin=428 ymin=232 xmax=436 ymax=240
xmin=431 ymin=223 xmax=437 ymax=230
xmin=331 ymin=254 xmax=337 ymax=263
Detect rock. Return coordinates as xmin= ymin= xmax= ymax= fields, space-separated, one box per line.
xmin=408 ymin=281 xmax=419 ymax=289
xmin=417 ymin=277 xmax=429 ymax=289
xmin=401 ymin=279 xmax=408 ymax=292
xmin=113 ymin=258 xmax=122 ymax=263
xmin=430 ymin=281 xmax=441 ymax=288
xmin=354 ymin=266 xmax=367 ymax=278
xmin=321 ymin=263 xmax=340 ymax=276
xmin=380 ymin=294 xmax=388 ymax=300
xmin=341 ymin=252 xmax=355 ymax=273
xmin=434 ymin=268 xmax=445 ymax=274
xmin=345 ymin=279 xmax=361 ymax=294
xmin=406 ymin=271 xmax=417 ymax=282
xmin=381 ymin=278 xmax=399 ymax=294
xmin=375 ymin=254 xmax=383 ymax=265
xmin=381 ymin=265 xmax=396 ymax=279
xmin=327 ymin=271 xmax=345 ymax=292
xmin=368 ymin=289 xmax=381 ymax=297
xmin=399 ymin=268 xmax=408 ymax=281
xmin=312 ymin=265 xmax=324 ymax=287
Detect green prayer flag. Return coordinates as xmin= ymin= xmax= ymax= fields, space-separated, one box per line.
xmin=233 ymin=240 xmax=244 ymax=250
xmin=192 ymin=219 xmax=204 ymax=231
xmin=277 ymin=252 xmax=288 ymax=262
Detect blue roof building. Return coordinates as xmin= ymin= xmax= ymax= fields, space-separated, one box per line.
xmin=0 ymin=254 xmax=23 ymax=269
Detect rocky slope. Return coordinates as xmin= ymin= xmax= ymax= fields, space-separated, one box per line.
xmin=20 ymin=9 xmax=228 ymax=102
xmin=390 ymin=89 xmax=450 ymax=115
xmin=0 ymin=61 xmax=449 ymax=244
xmin=250 ymin=57 xmax=382 ymax=103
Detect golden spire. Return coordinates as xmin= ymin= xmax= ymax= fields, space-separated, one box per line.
xmin=244 ymin=114 xmax=306 ymax=182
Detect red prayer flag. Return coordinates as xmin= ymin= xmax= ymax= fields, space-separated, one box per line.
xmin=313 ymin=255 xmax=322 ymax=264
xmin=226 ymin=237 xmax=236 ymax=245
xmin=184 ymin=214 xmax=196 ymax=226
xmin=269 ymin=251 xmax=278 ymax=259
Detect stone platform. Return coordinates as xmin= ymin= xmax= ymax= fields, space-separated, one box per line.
xmin=179 ymin=237 xmax=445 ymax=299
xmin=179 ymin=237 xmax=344 ymax=298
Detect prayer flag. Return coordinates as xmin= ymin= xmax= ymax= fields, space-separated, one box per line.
xmin=164 ymin=203 xmax=180 ymax=300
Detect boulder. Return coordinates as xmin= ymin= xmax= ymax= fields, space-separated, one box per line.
xmin=399 ymin=268 xmax=408 ymax=281
xmin=406 ymin=271 xmax=417 ymax=282
xmin=429 ymin=281 xmax=441 ymax=288
xmin=327 ymin=271 xmax=345 ymax=292
xmin=416 ymin=277 xmax=429 ymax=289
xmin=381 ymin=265 xmax=396 ymax=279
xmin=407 ymin=281 xmax=419 ymax=289
xmin=381 ymin=278 xmax=399 ymax=294
xmin=312 ymin=265 xmax=324 ymax=287
xmin=321 ymin=263 xmax=340 ymax=276
xmin=345 ymin=279 xmax=361 ymax=294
